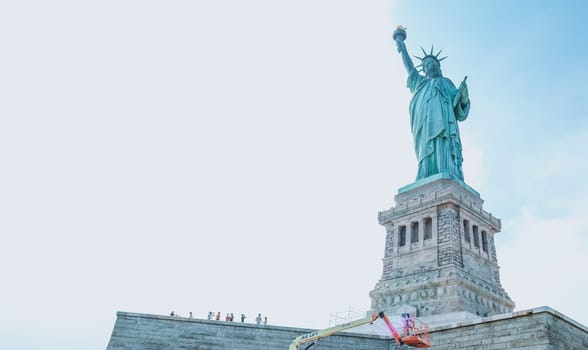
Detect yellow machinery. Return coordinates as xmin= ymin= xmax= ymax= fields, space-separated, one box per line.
xmin=288 ymin=311 xmax=430 ymax=349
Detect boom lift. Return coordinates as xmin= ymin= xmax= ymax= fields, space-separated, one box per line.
xmin=288 ymin=311 xmax=430 ymax=350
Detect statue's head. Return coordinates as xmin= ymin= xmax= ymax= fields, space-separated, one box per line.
xmin=422 ymin=57 xmax=441 ymax=78
xmin=415 ymin=46 xmax=446 ymax=78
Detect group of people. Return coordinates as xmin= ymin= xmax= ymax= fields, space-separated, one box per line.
xmin=401 ymin=312 xmax=415 ymax=336
xmin=207 ymin=311 xmax=268 ymax=325
xmin=167 ymin=310 xmax=268 ymax=325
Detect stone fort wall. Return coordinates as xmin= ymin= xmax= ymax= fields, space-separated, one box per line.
xmin=107 ymin=306 xmax=588 ymax=349
xmin=107 ymin=312 xmax=393 ymax=350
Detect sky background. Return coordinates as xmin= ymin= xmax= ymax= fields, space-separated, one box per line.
xmin=1 ymin=1 xmax=587 ymax=349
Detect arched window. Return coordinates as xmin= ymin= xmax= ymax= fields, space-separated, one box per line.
xmin=482 ymin=231 xmax=488 ymax=252
xmin=424 ymin=217 xmax=432 ymax=240
xmin=410 ymin=222 xmax=419 ymax=243
xmin=399 ymin=225 xmax=406 ymax=247
xmin=463 ymin=220 xmax=470 ymax=242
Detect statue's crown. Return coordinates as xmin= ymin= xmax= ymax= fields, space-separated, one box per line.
xmin=414 ymin=46 xmax=447 ymax=71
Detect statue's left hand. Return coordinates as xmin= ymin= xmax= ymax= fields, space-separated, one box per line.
xmin=458 ymin=76 xmax=468 ymax=104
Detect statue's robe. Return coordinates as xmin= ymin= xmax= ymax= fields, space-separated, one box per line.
xmin=407 ymin=69 xmax=470 ymax=181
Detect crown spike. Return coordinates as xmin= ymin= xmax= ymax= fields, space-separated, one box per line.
xmin=435 ymin=49 xmax=443 ymax=58
xmin=430 ymin=45 xmax=434 ymax=55
xmin=438 ymin=56 xmax=448 ymax=62
xmin=414 ymin=55 xmax=424 ymax=61
xmin=421 ymin=47 xmax=428 ymax=57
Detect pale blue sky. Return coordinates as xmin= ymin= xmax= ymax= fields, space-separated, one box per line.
xmin=0 ymin=1 xmax=586 ymax=349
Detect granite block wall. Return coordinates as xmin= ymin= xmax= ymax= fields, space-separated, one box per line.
xmin=107 ymin=312 xmax=393 ymax=350
xmin=107 ymin=307 xmax=588 ymax=350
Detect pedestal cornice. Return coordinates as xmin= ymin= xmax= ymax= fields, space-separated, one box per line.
xmin=379 ymin=178 xmax=501 ymax=231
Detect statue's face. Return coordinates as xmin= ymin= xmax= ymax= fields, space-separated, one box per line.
xmin=423 ymin=58 xmax=441 ymax=78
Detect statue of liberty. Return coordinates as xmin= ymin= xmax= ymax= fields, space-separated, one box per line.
xmin=393 ymin=26 xmax=470 ymax=181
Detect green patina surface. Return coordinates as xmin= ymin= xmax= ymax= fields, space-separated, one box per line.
xmin=397 ymin=173 xmax=479 ymax=197
xmin=394 ymin=26 xmax=470 ymax=182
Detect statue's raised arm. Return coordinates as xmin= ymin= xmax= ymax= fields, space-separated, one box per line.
xmin=393 ymin=26 xmax=416 ymax=74
xmin=392 ymin=26 xmax=470 ymax=182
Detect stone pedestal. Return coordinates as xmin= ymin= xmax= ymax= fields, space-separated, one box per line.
xmin=369 ymin=176 xmax=514 ymax=326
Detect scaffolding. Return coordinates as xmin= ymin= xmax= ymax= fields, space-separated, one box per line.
xmin=328 ymin=307 xmax=366 ymax=326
